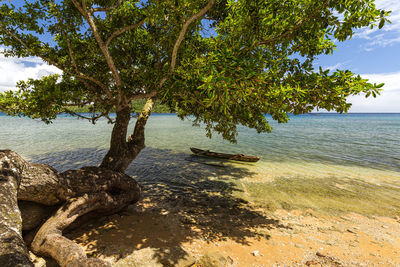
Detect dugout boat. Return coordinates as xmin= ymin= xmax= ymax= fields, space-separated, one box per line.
xmin=190 ymin=147 xmax=260 ymax=162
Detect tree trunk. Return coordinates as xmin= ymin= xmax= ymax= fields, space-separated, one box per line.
xmin=0 ymin=150 xmax=34 ymax=267
xmin=0 ymin=150 xmax=141 ymax=267
xmin=100 ymin=98 xmax=154 ymax=173
xmin=1 ymin=99 xmax=153 ymax=265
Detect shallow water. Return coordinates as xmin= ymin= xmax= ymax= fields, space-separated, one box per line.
xmin=1 ymin=113 xmax=399 ymax=172
xmin=2 ymin=113 xmax=400 ymax=215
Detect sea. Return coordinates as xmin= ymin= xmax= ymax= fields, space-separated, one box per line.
xmin=1 ymin=113 xmax=399 ymax=181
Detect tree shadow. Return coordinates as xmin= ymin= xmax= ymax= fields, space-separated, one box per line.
xmin=31 ymin=147 xmax=289 ymax=266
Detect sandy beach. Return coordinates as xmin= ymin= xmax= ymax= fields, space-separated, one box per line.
xmin=2 ymin=0 xmax=400 ymax=265
xmin=29 ymin=148 xmax=400 ymax=267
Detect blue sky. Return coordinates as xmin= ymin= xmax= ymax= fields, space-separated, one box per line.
xmin=1 ymin=0 xmax=399 ymax=112
xmin=317 ymin=0 xmax=400 ymax=112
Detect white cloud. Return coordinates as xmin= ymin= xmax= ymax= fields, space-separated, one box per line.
xmin=348 ymin=71 xmax=400 ymax=112
xmin=362 ymin=72 xmax=400 ymax=92
xmin=0 ymin=50 xmax=62 ymax=92
xmin=323 ymin=60 xmax=352 ymax=71
xmin=356 ymin=0 xmax=400 ymax=49
xmin=324 ymin=63 xmax=343 ymax=70
xmin=374 ymin=0 xmax=400 ymax=32
xmin=1 ymin=51 xmax=398 ymax=113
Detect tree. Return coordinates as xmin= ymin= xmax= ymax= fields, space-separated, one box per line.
xmin=0 ymin=0 xmax=388 ymax=266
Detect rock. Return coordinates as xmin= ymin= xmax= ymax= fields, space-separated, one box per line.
xmin=161 ymin=210 xmax=169 ymax=215
xmin=305 ymin=209 xmax=315 ymax=216
xmin=252 ymin=250 xmax=259 ymax=256
xmin=116 ymin=247 xmax=196 ymax=267
xmin=115 ymin=247 xmax=163 ymax=267
xmin=326 ymin=240 xmax=336 ymax=246
xmin=198 ymin=251 xmax=228 ymax=267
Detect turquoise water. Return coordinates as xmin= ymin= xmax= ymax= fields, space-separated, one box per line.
xmin=0 ymin=113 xmax=399 ymax=175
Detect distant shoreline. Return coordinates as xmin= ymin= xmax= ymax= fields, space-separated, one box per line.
xmin=2 ymin=112 xmax=400 ymax=117
xmin=309 ymin=112 xmax=400 ymax=114
xmin=0 ymin=99 xmax=174 ymax=115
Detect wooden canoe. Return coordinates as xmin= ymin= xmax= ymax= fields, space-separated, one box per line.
xmin=190 ymin=147 xmax=260 ymax=162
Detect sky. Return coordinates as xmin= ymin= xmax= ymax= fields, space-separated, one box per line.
xmin=1 ymin=0 xmax=399 ymax=112
xmin=317 ymin=0 xmax=400 ymax=112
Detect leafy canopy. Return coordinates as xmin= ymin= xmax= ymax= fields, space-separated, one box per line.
xmin=0 ymin=0 xmax=388 ymax=141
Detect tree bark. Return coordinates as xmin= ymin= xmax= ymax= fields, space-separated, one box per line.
xmin=0 ymin=150 xmax=141 ymax=267
xmin=31 ymin=167 xmax=140 ymax=267
xmin=100 ymin=98 xmax=154 ymax=173
xmin=31 ymin=194 xmax=113 ymax=267
xmin=0 ymin=150 xmax=34 ymax=267
xmin=1 ymin=98 xmax=153 ymax=266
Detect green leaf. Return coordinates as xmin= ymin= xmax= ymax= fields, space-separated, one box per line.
xmin=379 ymin=18 xmax=385 ymax=29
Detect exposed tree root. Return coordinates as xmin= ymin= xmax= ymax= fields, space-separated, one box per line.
xmin=0 ymin=150 xmax=141 ymax=266
xmin=0 ymin=151 xmax=34 ymax=267
xmin=31 ymin=194 xmax=112 ymax=267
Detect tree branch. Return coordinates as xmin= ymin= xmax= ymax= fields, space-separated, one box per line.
xmin=152 ymin=0 xmax=215 ymax=103
xmin=105 ymin=19 xmax=145 ymax=48
xmin=49 ymin=1 xmax=113 ymax=99
xmin=60 ymin=101 xmax=92 ymax=107
xmin=105 ymin=114 xmax=115 ymax=124
xmin=254 ymin=0 xmax=330 ymax=47
xmin=3 ymin=26 xmax=111 ymax=98
xmin=71 ymin=0 xmax=123 ymax=88
xmin=127 ymin=98 xmax=155 ymax=150
xmin=62 ymin=108 xmax=109 ymax=124
xmin=128 ymin=91 xmax=158 ymax=102
xmin=170 ymin=0 xmax=215 ymax=72
xmin=50 ymin=0 xmax=78 ymax=72
xmin=91 ymin=0 xmax=123 ymax=13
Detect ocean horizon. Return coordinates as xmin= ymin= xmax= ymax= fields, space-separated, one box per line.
xmin=1 ymin=113 xmax=399 ymax=173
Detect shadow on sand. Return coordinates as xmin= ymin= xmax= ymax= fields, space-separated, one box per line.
xmin=31 ymin=147 xmax=289 ymax=266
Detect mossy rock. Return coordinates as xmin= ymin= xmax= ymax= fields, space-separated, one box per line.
xmin=197 ymin=251 xmax=228 ymax=267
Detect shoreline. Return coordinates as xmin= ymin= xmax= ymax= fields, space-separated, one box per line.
xmin=1 ymin=114 xmax=398 ymax=265
xmin=27 ymin=149 xmax=400 ymax=266
xmin=29 ymin=147 xmax=400 ymax=218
